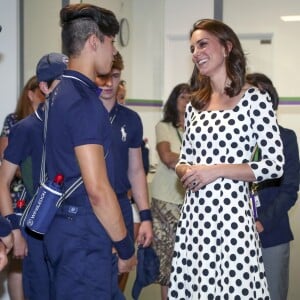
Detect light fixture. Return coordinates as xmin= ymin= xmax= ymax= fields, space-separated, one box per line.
xmin=280 ymin=15 xmax=300 ymax=22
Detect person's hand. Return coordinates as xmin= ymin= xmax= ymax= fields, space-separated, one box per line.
xmin=0 ymin=242 xmax=8 ymax=271
xmin=255 ymin=220 xmax=264 ymax=233
xmin=118 ymin=254 xmax=137 ymax=274
xmin=12 ymin=229 xmax=28 ymax=259
xmin=181 ymin=164 xmax=219 ymax=191
xmin=0 ymin=232 xmax=13 ymax=253
xmin=136 ymin=221 xmax=153 ymax=248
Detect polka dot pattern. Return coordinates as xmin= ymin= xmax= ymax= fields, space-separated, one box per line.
xmin=168 ymin=88 xmax=283 ymax=299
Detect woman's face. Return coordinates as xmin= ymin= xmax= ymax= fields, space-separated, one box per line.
xmin=190 ymin=29 xmax=227 ymax=77
xmin=28 ymin=87 xmax=45 ymax=110
xmin=177 ymin=91 xmax=190 ymax=114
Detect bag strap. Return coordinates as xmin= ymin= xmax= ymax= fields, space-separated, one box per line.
xmin=56 ymin=177 xmax=83 ymax=207
xmin=41 ymin=98 xmax=83 ymax=204
xmin=39 ymin=99 xmax=48 ymax=183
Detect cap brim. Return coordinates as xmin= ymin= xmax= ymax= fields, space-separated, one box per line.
xmin=132 ymin=279 xmax=143 ymax=300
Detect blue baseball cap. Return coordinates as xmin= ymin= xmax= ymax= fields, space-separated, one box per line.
xmin=36 ymin=52 xmax=68 ymax=82
xmin=132 ymin=246 xmax=160 ymax=299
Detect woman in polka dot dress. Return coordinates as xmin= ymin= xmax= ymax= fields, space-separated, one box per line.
xmin=168 ymin=19 xmax=284 ymax=300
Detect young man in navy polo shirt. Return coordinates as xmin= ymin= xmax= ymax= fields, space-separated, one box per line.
xmin=43 ymin=4 xmax=136 ymax=299
xmin=96 ymin=52 xmax=153 ymax=294
xmin=0 ymin=52 xmax=68 ymax=299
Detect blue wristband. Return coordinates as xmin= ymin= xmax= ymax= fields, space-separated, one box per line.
xmin=113 ymin=233 xmax=135 ymax=260
xmin=5 ymin=214 xmax=20 ymax=230
xmin=139 ymin=209 xmax=152 ymax=222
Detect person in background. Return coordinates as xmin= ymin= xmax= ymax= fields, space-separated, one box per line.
xmin=0 ymin=52 xmax=68 ymax=300
xmin=113 ymin=71 xmax=150 ymax=244
xmin=246 ymin=72 xmax=300 ymax=300
xmin=96 ymin=51 xmax=153 ymax=295
xmin=0 ymin=75 xmax=44 ymax=300
xmin=168 ymin=19 xmax=284 ymax=299
xmin=0 ymin=216 xmax=13 ymax=271
xmin=116 ymin=79 xmax=127 ymax=105
xmin=43 ymin=4 xmax=136 ymax=299
xmin=150 ymin=83 xmax=190 ymax=300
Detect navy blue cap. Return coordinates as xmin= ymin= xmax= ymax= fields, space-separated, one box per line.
xmin=36 ymin=53 xmax=68 ymax=82
xmin=132 ymin=246 xmax=160 ymax=299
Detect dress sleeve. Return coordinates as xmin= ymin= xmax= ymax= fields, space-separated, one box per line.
xmin=177 ymin=103 xmax=193 ymax=166
xmin=258 ymin=128 xmax=300 ymax=232
xmin=248 ymin=89 xmax=284 ymax=182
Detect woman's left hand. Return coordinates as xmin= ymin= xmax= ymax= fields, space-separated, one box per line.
xmin=181 ymin=164 xmax=219 ymax=191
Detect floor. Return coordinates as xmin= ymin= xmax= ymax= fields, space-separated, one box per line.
xmin=124 ymin=268 xmax=161 ymax=300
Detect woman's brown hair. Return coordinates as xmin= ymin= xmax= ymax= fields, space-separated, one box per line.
xmin=189 ymin=19 xmax=246 ymax=111
xmin=15 ymin=75 xmax=40 ymax=121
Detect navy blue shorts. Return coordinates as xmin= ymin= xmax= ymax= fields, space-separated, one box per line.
xmin=22 ymin=229 xmax=50 ymax=300
xmin=44 ymin=204 xmax=114 ymax=300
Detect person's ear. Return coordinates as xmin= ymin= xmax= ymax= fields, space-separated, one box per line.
xmin=88 ymin=34 xmax=98 ymax=51
xmin=224 ymin=41 xmax=233 ymax=57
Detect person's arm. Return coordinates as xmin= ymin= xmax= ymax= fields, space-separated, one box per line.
xmin=0 ymin=136 xmax=8 ymax=161
xmin=128 ymin=147 xmax=153 ymax=247
xmin=0 ymin=214 xmax=13 ymax=272
xmin=256 ymin=129 xmax=300 ymax=232
xmin=156 ymin=141 xmax=179 ymax=170
xmin=179 ymin=163 xmax=256 ymax=191
xmin=178 ymin=92 xmax=284 ymax=191
xmin=75 ymin=144 xmax=136 ymax=273
xmin=0 ymin=160 xmax=28 ymax=258
xmin=0 ymin=241 xmax=9 ymax=271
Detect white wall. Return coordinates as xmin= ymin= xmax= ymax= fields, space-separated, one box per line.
xmin=164 ymin=0 xmax=214 ymax=100
xmin=0 ymin=2 xmax=18 ymax=298
xmin=0 ymin=0 xmax=19 ymax=136
xmin=130 ymin=0 xmax=214 ymax=164
xmin=223 ymin=0 xmax=300 ymax=98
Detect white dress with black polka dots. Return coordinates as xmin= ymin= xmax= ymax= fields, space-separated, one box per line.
xmin=168 ymin=88 xmax=284 ymax=300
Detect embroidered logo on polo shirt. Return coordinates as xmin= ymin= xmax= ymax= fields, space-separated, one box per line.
xmin=121 ymin=125 xmax=127 ymax=142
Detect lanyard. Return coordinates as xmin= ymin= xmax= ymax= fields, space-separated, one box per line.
xmin=176 ymin=128 xmax=182 ymax=143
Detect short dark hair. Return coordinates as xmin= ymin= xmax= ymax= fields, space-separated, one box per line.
xmin=246 ymin=73 xmax=279 ymax=110
xmin=112 ymin=52 xmax=124 ymax=71
xmin=60 ymin=4 xmax=119 ymax=56
xmin=163 ymin=83 xmax=191 ymax=128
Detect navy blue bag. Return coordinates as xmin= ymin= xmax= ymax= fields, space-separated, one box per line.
xmin=20 ymin=101 xmax=82 ymax=235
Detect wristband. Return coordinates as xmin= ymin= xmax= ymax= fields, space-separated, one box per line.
xmin=113 ymin=233 xmax=134 ymax=260
xmin=5 ymin=214 xmax=20 ymax=230
xmin=139 ymin=209 xmax=153 ymax=222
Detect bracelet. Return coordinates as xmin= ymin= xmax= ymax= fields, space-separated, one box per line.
xmin=113 ymin=232 xmax=134 ymax=260
xmin=5 ymin=214 xmax=20 ymax=230
xmin=139 ymin=209 xmax=153 ymax=222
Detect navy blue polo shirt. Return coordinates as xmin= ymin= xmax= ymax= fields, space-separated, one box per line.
xmin=4 ymin=104 xmax=44 ymax=197
xmin=45 ymin=70 xmax=114 ymax=200
xmin=109 ymin=103 xmax=143 ymax=194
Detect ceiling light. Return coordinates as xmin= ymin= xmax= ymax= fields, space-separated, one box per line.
xmin=280 ymin=15 xmax=300 ymax=22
